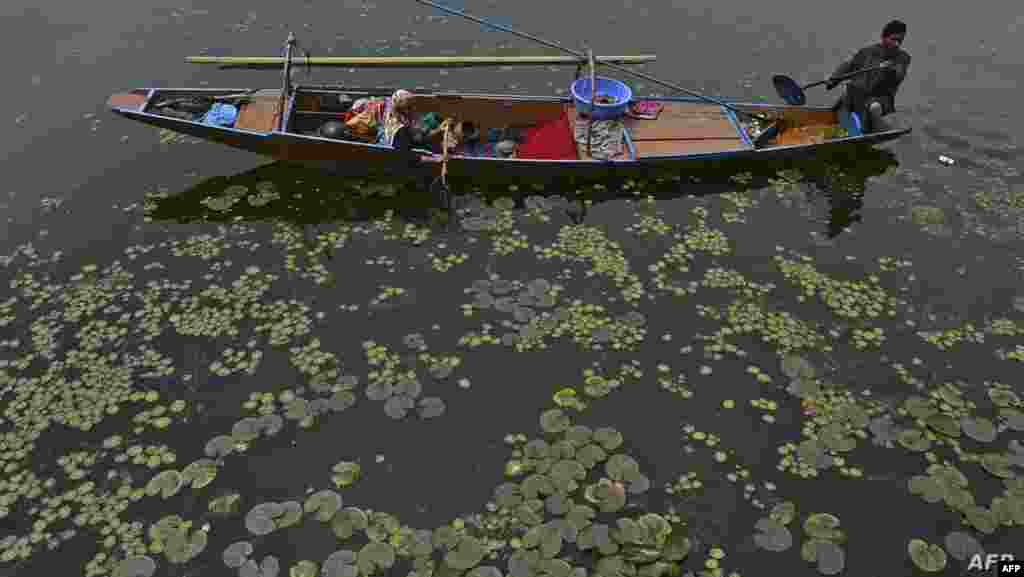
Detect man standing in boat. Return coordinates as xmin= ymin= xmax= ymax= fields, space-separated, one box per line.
xmin=827 ymin=20 xmax=910 ymax=132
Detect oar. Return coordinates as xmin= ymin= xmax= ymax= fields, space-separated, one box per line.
xmin=412 ymin=0 xmax=773 ymax=126
xmin=772 ymin=61 xmax=893 ymax=105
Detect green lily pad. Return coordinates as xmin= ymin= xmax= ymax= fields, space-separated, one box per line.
xmin=277 ymin=501 xmax=303 ymax=529
xmin=223 ymin=541 xmax=254 ymax=568
xmin=963 ymin=505 xmax=998 ymax=534
xmin=925 ymin=414 xmax=961 ymax=438
xmin=469 ymin=567 xmax=505 ymax=577
xmin=903 ymin=396 xmax=937 ymax=420
xmin=565 ymin=505 xmax=596 ymax=531
xmin=660 ymin=534 xmax=691 ymax=561
xmin=418 ymin=397 xmax=446 ymax=419
xmin=604 ymin=454 xmax=640 ymax=482
xmin=540 ymin=409 xmax=571 ymax=434
xmin=988 ymin=388 xmax=1020 ymax=407
xmin=637 ymin=514 xmax=672 ymax=545
xmin=769 ymin=501 xmax=797 ymax=526
xmin=323 ymin=550 xmax=358 ymax=577
xmin=564 ymin=425 xmax=594 ymax=447
xmin=304 ymin=490 xmax=343 ymax=522
xmin=980 ymin=453 xmax=1015 ymax=479
xmin=358 ymin=542 xmax=396 ymax=575
xmin=165 ymin=528 xmax=208 ymax=563
xmin=113 ymin=556 xmax=157 ymax=577
xmin=961 ymin=417 xmax=998 ymax=443
xmin=1000 ymin=408 xmax=1024 ymax=431
xmin=942 ymin=487 xmax=975 ymax=511
xmin=332 ymin=461 xmax=362 ymax=487
xmin=445 ymin=536 xmax=487 ymax=570
xmin=908 ymin=538 xmax=947 ymax=572
xmin=787 ymin=377 xmax=820 ymax=398
xmin=145 ymin=470 xmax=183 ymax=499
xmin=592 ymin=427 xmax=623 ymax=451
xmin=897 ymin=428 xmax=932 ymax=452
xmin=245 ymin=504 xmax=279 ymax=536
xmin=209 ymin=492 xmax=241 ymax=515
xmin=521 ymin=474 xmax=555 ymax=500
xmin=753 ymin=518 xmax=793 ymax=552
xmin=181 ymin=459 xmax=218 ymax=489
xmin=575 ymin=444 xmax=607 ymax=469
xmin=907 ymin=475 xmax=945 ymax=504
xmin=803 ymin=513 xmax=843 ymax=541
xmin=365 ymin=512 xmax=401 ymax=542
xmin=290 ymin=560 xmax=319 ymax=577
xmin=584 ymin=479 xmax=626 ymax=513
xmin=332 ymin=508 xmax=369 ymax=540
xmin=494 ymin=483 xmax=524 ymax=509
xmin=578 ymin=524 xmax=618 ymax=555
xmin=780 ymin=354 xmax=816 ymax=379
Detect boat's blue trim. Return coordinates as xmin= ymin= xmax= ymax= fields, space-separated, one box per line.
xmin=282 ymin=91 xmax=296 ymax=131
xmin=623 ymin=128 xmax=636 ymax=160
xmin=723 ymin=106 xmax=753 ymax=147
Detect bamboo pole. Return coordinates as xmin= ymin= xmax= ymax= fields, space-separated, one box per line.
xmin=185 ymin=55 xmax=657 ymax=67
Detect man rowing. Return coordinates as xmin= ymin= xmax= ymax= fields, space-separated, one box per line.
xmin=827 ymin=20 xmax=910 ymax=132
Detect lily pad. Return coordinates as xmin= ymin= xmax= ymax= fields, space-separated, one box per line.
xmin=980 ymin=453 xmax=1015 ymax=479
xmin=245 ymin=505 xmax=278 ymax=536
xmin=358 ymin=542 xmax=396 ymax=575
xmin=753 ymin=518 xmax=793 ymax=552
xmin=323 ymin=550 xmax=358 ymax=577
xmin=204 ymin=435 xmax=236 ymax=458
xmin=780 ymin=354 xmax=815 ymax=379
xmin=277 ymin=501 xmax=303 ymax=528
xmin=925 ymin=414 xmax=961 ymax=438
xmin=332 ymin=462 xmax=362 ymax=487
xmin=960 ymin=417 xmax=998 ymax=443
xmin=769 ymin=501 xmax=797 ymax=526
xmin=113 ymin=556 xmax=157 ymax=577
xmin=289 ymin=560 xmax=318 ymax=577
xmin=907 ymin=475 xmax=945 ymax=504
xmin=384 ymin=395 xmax=415 ymax=419
xmin=181 ymin=459 xmax=218 ymax=489
xmin=332 ymin=507 xmax=368 ymax=540
xmin=897 ymin=428 xmax=932 ymax=452
xmin=908 ymin=538 xmax=947 ymax=572
xmin=811 ymin=541 xmax=845 ymax=575
xmin=943 ymin=531 xmax=984 ymax=562
xmin=803 ymin=513 xmax=843 ymax=541
xmin=145 ymin=470 xmax=183 ymax=499
xmin=963 ymin=505 xmax=998 ymax=534
xmin=305 ymin=490 xmax=343 ymax=522
xmin=592 ymin=427 xmax=623 ymax=451
xmin=164 ymin=528 xmax=208 ymax=563
xmin=583 ymin=479 xmax=626 ymax=513
xmin=418 ymin=397 xmax=446 ymax=419
xmin=209 ymin=492 xmax=241 ymax=515
xmin=604 ymin=454 xmax=640 ymax=482
xmin=540 ymin=409 xmax=571 ymax=434
xmin=445 ymin=536 xmax=487 ymax=570
xmin=223 ymin=542 xmax=254 ymax=568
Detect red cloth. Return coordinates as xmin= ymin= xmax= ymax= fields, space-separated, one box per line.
xmin=515 ymin=109 xmax=578 ymax=160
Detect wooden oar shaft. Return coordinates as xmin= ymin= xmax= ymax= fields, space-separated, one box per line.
xmin=413 ymin=0 xmax=766 ymax=121
xmin=185 ymin=55 xmax=657 ymax=67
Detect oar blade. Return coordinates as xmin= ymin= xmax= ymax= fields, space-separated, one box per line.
xmin=771 ymin=74 xmax=806 ymax=106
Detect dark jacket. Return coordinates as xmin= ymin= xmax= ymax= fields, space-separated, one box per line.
xmin=832 ymin=43 xmax=911 ymax=115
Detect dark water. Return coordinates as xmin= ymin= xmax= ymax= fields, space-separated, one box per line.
xmin=2 ymin=1 xmax=1023 ymax=577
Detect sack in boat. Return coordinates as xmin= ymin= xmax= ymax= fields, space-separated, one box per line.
xmin=202 ymin=102 xmax=238 ymax=127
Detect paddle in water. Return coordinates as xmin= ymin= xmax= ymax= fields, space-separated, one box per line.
xmin=772 ymin=61 xmax=893 ymax=106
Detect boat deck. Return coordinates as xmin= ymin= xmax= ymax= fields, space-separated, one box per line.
xmin=624 ymin=102 xmax=750 ymax=157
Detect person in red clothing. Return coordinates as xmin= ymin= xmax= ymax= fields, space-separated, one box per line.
xmin=827 ymin=20 xmax=910 ymax=132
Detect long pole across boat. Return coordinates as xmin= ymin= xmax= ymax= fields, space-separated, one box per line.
xmin=411 ymin=0 xmax=771 ymax=123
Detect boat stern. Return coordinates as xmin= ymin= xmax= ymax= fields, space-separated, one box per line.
xmin=107 ymin=90 xmax=150 ymax=113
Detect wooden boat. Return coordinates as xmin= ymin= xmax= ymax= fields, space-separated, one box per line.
xmin=108 ymin=34 xmax=910 ymax=180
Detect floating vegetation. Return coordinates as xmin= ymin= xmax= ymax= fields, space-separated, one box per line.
xmin=4 ymin=149 xmax=1024 ymax=577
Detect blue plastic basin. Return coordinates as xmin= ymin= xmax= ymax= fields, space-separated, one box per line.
xmin=571 ymin=77 xmax=632 ymax=120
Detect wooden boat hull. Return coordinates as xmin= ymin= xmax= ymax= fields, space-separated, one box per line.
xmin=108 ymin=86 xmax=911 ymax=179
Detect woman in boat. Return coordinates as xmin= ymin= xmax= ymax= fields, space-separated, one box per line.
xmin=344 ymin=89 xmax=416 ymax=147
xmin=827 ymin=20 xmax=910 ymax=132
